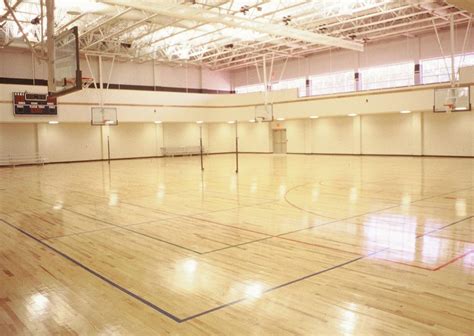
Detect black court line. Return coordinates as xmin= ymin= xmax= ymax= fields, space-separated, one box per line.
xmin=2 ymin=212 xmax=471 ymax=324
xmin=179 ymin=249 xmax=389 ymax=322
xmin=4 ymin=184 xmax=473 ymax=324
xmin=26 ymin=197 xmax=275 ymax=255
xmin=280 ymin=185 xmax=474 ymax=237
xmin=201 ymin=236 xmax=274 ymax=254
xmin=417 ymin=215 xmax=474 ymax=238
xmin=0 ymin=218 xmax=182 ymax=323
xmin=0 ymin=215 xmax=377 ymax=324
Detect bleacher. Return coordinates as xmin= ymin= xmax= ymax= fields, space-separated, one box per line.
xmin=0 ymin=153 xmax=47 ymax=167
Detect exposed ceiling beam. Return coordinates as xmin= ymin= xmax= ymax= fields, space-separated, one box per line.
xmin=99 ymin=0 xmax=364 ymax=52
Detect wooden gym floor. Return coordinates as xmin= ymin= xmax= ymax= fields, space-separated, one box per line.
xmin=0 ymin=154 xmax=472 ymax=335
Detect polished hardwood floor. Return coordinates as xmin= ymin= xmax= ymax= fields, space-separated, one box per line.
xmin=0 ymin=154 xmax=472 ymax=335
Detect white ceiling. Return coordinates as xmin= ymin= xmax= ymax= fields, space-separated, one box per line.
xmin=0 ymin=0 xmax=472 ymax=71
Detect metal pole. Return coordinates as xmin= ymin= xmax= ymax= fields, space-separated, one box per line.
xmin=99 ymin=55 xmax=104 ymax=107
xmin=199 ymin=125 xmax=204 ymax=171
xmin=235 ymin=121 xmax=239 ymax=173
xmin=46 ymin=0 xmax=55 ymax=94
xmin=449 ymin=14 xmax=456 ymax=87
xmin=107 ymin=135 xmax=111 ymax=164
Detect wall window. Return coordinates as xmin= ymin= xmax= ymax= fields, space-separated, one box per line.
xmin=360 ymin=62 xmax=414 ymax=90
xmin=421 ymin=53 xmax=474 ymax=84
xmin=235 ymin=83 xmax=265 ymax=94
xmin=310 ymin=70 xmax=355 ymax=96
xmin=271 ymin=77 xmax=307 ymax=96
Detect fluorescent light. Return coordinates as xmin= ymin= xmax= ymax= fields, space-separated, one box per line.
xmin=276 ymin=117 xmax=285 ymax=121
xmin=48 ymin=121 xmax=59 ymax=124
xmin=196 ymin=121 xmax=203 ymax=124
xmin=249 ymin=119 xmax=256 ymax=123
xmin=228 ymin=120 xmax=235 ymax=124
xmin=400 ymin=110 xmax=411 ymax=114
xmin=309 ymin=115 xmax=319 ymax=119
xmin=154 ymin=120 xmax=162 ymax=124
xmin=347 ymin=113 xmax=357 ymax=117
xmin=105 ymin=120 xmax=115 ymax=125
xmin=454 ymin=107 xmax=467 ymax=111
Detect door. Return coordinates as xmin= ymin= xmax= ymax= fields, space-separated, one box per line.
xmin=273 ymin=129 xmax=287 ymax=154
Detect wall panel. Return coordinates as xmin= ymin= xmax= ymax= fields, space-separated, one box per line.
xmin=238 ymin=122 xmax=272 ymax=153
xmin=311 ymin=117 xmax=355 ymax=154
xmin=423 ymin=112 xmax=474 ymax=156
xmin=361 ymin=113 xmax=414 ymax=155
xmin=37 ymin=123 xmax=101 ymax=162
xmin=0 ymin=123 xmax=37 ymax=156
xmin=109 ymin=123 xmax=161 ymax=159
xmin=208 ymin=123 xmax=235 ymax=153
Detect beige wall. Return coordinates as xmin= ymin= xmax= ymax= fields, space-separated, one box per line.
xmin=37 ymin=123 xmax=102 ymax=162
xmin=0 ymin=123 xmax=37 ymax=156
xmin=162 ymin=123 xmax=208 ymax=149
xmin=238 ymin=122 xmax=272 ymax=153
xmin=208 ymin=123 xmax=235 ymax=153
xmin=0 ymin=111 xmax=472 ymax=162
xmin=361 ymin=113 xmax=415 ymax=155
xmin=108 ymin=123 xmax=162 ymax=159
xmin=423 ymin=112 xmax=474 ymax=156
xmin=311 ymin=117 xmax=356 ymax=154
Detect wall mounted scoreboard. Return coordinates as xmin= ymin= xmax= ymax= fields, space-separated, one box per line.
xmin=13 ymin=92 xmax=58 ymax=115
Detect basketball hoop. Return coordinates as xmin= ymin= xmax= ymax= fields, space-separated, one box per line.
xmin=82 ymin=77 xmax=94 ymax=89
xmin=63 ymin=77 xmax=94 ymax=89
xmin=443 ymin=103 xmax=454 ymax=113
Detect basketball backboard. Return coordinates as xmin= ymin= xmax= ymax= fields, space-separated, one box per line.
xmin=254 ymin=103 xmax=274 ymax=122
xmin=49 ymin=26 xmax=82 ymax=97
xmin=91 ymin=107 xmax=118 ymax=126
xmin=433 ymin=86 xmax=471 ymax=112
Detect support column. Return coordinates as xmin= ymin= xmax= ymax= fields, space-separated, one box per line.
xmin=46 ymin=0 xmax=55 ymax=93
xmin=304 ymin=119 xmax=312 ymax=154
xmin=353 ymin=115 xmax=362 ymax=155
xmin=414 ymin=36 xmax=421 ymax=85
xmin=411 ymin=112 xmax=424 ymax=156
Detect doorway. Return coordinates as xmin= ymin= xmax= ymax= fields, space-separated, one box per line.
xmin=273 ymin=129 xmax=287 ymax=154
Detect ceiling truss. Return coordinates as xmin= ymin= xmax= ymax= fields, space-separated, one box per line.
xmin=0 ymin=0 xmax=472 ymax=71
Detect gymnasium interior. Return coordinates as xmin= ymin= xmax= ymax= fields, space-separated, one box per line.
xmin=0 ymin=0 xmax=473 ymax=335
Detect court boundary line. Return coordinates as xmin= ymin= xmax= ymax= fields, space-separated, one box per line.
xmin=2 ymin=216 xmax=370 ymax=323
xmin=2 ymin=177 xmax=472 ymax=323
xmin=2 ymin=213 xmax=472 ymax=324
xmin=0 ymin=218 xmax=183 ymax=323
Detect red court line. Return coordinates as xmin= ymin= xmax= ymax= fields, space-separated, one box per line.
xmin=377 ymin=258 xmax=435 ymax=271
xmin=432 ymin=249 xmax=474 ymax=271
xmin=377 ymin=250 xmax=474 ymax=272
